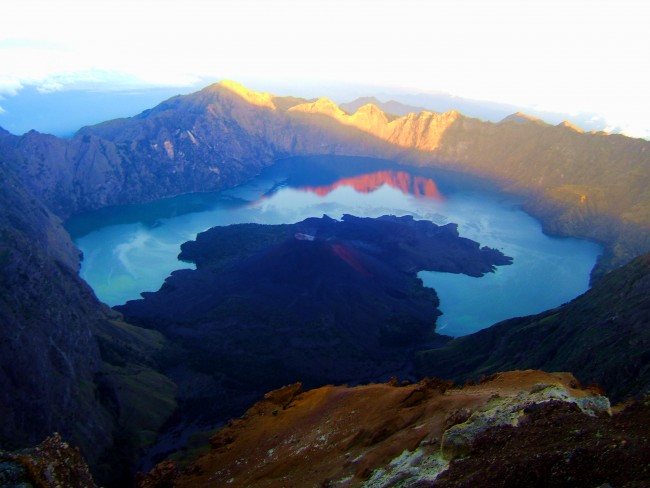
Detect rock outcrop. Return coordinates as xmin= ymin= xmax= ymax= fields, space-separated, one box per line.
xmin=0 ymin=433 xmax=97 ymax=488
xmin=136 ymin=370 xmax=638 ymax=488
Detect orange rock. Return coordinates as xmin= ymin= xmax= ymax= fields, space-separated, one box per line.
xmin=154 ymin=370 xmax=609 ymax=487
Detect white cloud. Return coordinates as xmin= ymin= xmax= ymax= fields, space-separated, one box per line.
xmin=1 ymin=0 xmax=649 ymax=136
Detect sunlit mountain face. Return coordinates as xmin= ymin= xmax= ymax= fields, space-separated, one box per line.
xmin=298 ymin=170 xmax=444 ymax=200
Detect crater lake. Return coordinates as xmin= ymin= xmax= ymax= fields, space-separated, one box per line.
xmin=66 ymin=156 xmax=602 ymax=337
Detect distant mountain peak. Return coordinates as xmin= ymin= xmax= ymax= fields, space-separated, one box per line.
xmin=289 ymin=97 xmax=345 ymax=118
xmin=352 ymin=96 xmax=382 ymax=105
xmin=350 ymin=103 xmax=390 ymax=124
xmin=558 ymin=120 xmax=585 ymax=133
xmin=500 ymin=111 xmax=546 ymax=125
xmin=354 ymin=102 xmax=383 ymax=115
xmin=216 ymin=80 xmax=276 ymax=109
xmin=339 ymin=97 xmax=427 ymax=118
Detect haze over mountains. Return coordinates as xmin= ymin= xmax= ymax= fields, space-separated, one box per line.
xmin=0 ymin=84 xmax=202 ymax=138
xmin=1 ymin=80 xmax=650 ymax=486
xmin=0 ymin=81 xmax=630 ymax=139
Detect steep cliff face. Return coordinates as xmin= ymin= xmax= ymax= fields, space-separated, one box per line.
xmin=0 ymin=163 xmax=112 ymax=457
xmin=417 ymin=251 xmax=650 ymax=402
xmin=0 ymin=128 xmax=126 ymax=218
xmin=0 ymin=163 xmax=176 ymax=486
xmin=0 ymin=84 xmax=284 ymax=218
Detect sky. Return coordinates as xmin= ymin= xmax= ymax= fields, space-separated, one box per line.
xmin=1 ymin=0 xmax=649 ymax=138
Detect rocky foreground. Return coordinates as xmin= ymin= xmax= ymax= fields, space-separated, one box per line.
xmin=137 ymin=370 xmax=650 ymax=488
xmin=0 ymin=433 xmax=97 ymax=488
xmin=3 ymin=370 xmax=648 ymax=488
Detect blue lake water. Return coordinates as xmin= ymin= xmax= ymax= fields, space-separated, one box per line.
xmin=66 ymin=156 xmax=602 ymax=337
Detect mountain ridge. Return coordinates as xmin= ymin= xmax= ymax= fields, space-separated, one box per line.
xmin=2 ymin=80 xmax=649 ymax=278
xmin=339 ymin=96 xmax=427 ymax=118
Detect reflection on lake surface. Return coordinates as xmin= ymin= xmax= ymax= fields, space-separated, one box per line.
xmin=66 ymin=155 xmax=601 ymax=337
xmin=298 ymin=169 xmax=444 ymax=200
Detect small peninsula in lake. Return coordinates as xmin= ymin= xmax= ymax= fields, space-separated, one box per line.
xmin=116 ymin=214 xmax=512 ymax=424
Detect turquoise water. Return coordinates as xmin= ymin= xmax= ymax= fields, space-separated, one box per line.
xmin=66 ymin=156 xmax=601 ymax=337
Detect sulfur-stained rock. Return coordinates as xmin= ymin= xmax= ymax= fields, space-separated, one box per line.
xmin=440 ymin=383 xmax=611 ymax=460
xmin=141 ymin=370 xmax=618 ymax=488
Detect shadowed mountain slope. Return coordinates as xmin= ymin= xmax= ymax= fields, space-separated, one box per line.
xmin=0 ymin=163 xmax=110 ymax=455
xmin=0 ymin=161 xmax=177 ymax=486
